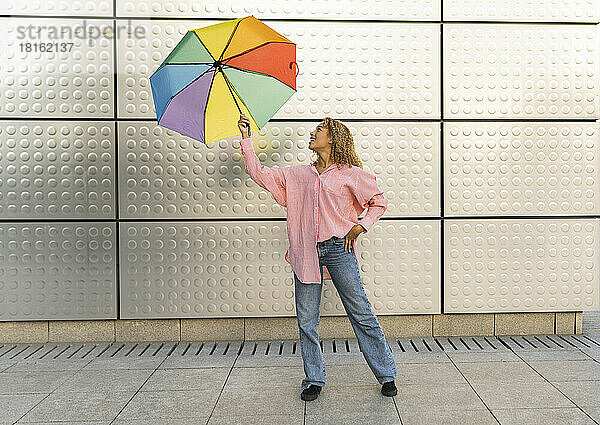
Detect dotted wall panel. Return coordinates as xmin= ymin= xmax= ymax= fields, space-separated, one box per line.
xmin=116 ymin=20 xmax=440 ymax=119
xmin=115 ymin=0 xmax=440 ymax=20
xmin=0 ymin=121 xmax=116 ymax=219
xmin=0 ymin=0 xmax=113 ymax=16
xmin=118 ymin=121 xmax=439 ymax=219
xmin=0 ymin=222 xmax=117 ymax=321
xmin=119 ymin=220 xmax=440 ymax=318
xmin=445 ymin=219 xmax=600 ymax=313
xmin=444 ymin=122 xmax=600 ymax=217
xmin=444 ymin=0 xmax=600 ymax=22
xmin=444 ymin=24 xmax=600 ymax=119
xmin=0 ymin=18 xmax=114 ymax=118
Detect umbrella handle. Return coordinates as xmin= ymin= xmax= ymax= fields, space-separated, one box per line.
xmin=290 ymin=61 xmax=299 ymax=77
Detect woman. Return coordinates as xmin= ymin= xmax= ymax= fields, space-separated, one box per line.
xmin=237 ymin=113 xmax=397 ymax=401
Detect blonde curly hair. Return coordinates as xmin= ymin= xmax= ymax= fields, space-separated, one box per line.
xmin=310 ymin=117 xmax=363 ymax=170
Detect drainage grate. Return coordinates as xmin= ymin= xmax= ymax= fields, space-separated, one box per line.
xmin=0 ymin=334 xmax=598 ymax=362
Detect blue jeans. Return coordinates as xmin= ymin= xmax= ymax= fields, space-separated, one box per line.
xmin=294 ymin=235 xmax=397 ymax=390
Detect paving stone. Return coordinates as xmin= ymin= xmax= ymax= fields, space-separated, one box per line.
xmin=0 ymin=361 xmax=17 ymax=372
xmin=0 ymin=393 xmax=47 ymax=425
xmin=578 ymin=347 xmax=600 ymax=361
xmin=139 ymin=367 xmax=231 ymax=392
xmin=114 ymin=389 xmax=218 ymax=421
xmin=83 ymin=357 xmax=164 ymax=370
xmin=323 ymin=363 xmax=388 ymax=386
xmin=234 ymin=354 xmax=303 ymax=367
xmin=304 ymin=384 xmax=398 ymax=422
xmin=393 ymin=383 xmax=487 ymax=413
xmin=306 ymin=409 xmax=400 ymax=425
xmin=3 ymin=359 xmax=91 ymax=373
xmin=58 ymin=368 xmax=154 ymax=393
xmin=19 ymin=390 xmax=134 ymax=422
xmin=491 ymin=407 xmax=597 ymax=425
xmin=16 ymin=421 xmax=108 ymax=424
xmin=446 ymin=351 xmax=521 ymax=363
xmin=393 ymin=351 xmax=452 ymax=363
xmin=158 ymin=355 xmax=236 ymax=369
xmin=581 ymin=407 xmax=600 ymax=423
xmin=113 ymin=419 xmax=203 ymax=424
xmin=470 ymin=381 xmax=576 ymax=409
xmin=207 ymin=414 xmax=303 ymax=425
xmin=0 ymin=370 xmax=77 ymax=394
xmin=455 ymin=361 xmax=546 ymax=383
xmin=515 ymin=350 xmax=592 ymax=362
xmin=396 ymin=362 xmax=467 ymax=385
xmin=526 ymin=360 xmax=600 ymax=382
xmin=553 ymin=381 xmax=600 ymax=407
xmin=322 ymin=353 xmax=372 ymax=366
xmin=399 ymin=408 xmax=498 ymax=425
xmin=211 ymin=386 xmax=303 ymax=417
xmin=225 ymin=366 xmax=304 ymax=389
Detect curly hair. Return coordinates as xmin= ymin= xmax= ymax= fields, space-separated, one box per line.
xmin=310 ymin=117 xmax=363 ymax=170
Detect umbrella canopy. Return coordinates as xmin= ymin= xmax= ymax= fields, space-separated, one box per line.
xmin=150 ymin=15 xmax=299 ymax=144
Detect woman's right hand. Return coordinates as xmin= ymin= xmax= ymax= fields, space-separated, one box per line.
xmin=238 ymin=113 xmax=251 ymax=138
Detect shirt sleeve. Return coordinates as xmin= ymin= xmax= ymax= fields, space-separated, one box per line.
xmin=349 ymin=170 xmax=388 ymax=232
xmin=239 ymin=137 xmax=287 ymax=207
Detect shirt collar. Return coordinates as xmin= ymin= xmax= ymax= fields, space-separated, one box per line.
xmin=310 ymin=163 xmax=345 ymax=175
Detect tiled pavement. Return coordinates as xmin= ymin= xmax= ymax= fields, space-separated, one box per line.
xmin=0 ymin=334 xmax=599 ymax=425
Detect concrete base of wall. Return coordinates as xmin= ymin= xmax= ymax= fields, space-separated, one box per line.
xmin=0 ymin=312 xmax=583 ymax=343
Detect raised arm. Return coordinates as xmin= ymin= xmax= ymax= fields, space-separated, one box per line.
xmin=239 ymin=137 xmax=287 ymax=207
xmin=348 ymin=169 xmax=388 ymax=232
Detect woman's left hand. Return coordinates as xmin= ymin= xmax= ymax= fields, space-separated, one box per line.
xmin=343 ymin=224 xmax=366 ymax=252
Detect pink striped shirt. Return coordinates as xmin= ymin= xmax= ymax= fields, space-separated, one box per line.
xmin=239 ymin=137 xmax=388 ymax=284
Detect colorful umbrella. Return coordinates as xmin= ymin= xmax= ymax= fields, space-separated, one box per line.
xmin=149 ymin=15 xmax=299 ymax=144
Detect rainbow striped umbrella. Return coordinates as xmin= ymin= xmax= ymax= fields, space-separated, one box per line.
xmin=150 ymin=15 xmax=299 ymax=144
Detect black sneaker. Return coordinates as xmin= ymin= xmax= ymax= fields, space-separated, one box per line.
xmin=381 ymin=380 xmax=397 ymax=397
xmin=301 ymin=384 xmax=322 ymax=401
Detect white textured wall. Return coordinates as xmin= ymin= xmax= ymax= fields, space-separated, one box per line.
xmin=0 ymin=1 xmax=598 ymax=321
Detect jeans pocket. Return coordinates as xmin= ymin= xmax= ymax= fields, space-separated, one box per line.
xmin=331 ymin=236 xmax=345 ymax=245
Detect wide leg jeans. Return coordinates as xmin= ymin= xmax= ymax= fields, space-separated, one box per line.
xmin=294 ymin=235 xmax=397 ymax=390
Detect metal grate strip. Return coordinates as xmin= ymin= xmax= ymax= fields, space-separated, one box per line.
xmin=1 ymin=334 xmax=599 ymax=362
xmin=497 ymin=334 xmax=598 ymax=351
